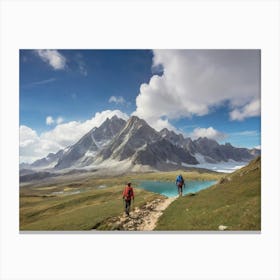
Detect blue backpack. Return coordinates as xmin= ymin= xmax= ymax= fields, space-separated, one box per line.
xmin=176 ymin=175 xmax=184 ymax=187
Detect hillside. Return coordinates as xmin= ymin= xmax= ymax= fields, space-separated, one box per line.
xmin=20 ymin=185 xmax=164 ymax=231
xmin=20 ymin=169 xmax=221 ymax=230
xmin=155 ymin=156 xmax=261 ymax=230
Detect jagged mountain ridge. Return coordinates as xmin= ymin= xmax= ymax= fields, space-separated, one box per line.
xmin=23 ymin=115 xmax=260 ymax=173
xmin=95 ymin=116 xmax=198 ymax=167
xmin=55 ymin=116 xmax=126 ymax=169
xmin=30 ymin=149 xmax=64 ymax=168
xmin=159 ymin=128 xmax=260 ymax=163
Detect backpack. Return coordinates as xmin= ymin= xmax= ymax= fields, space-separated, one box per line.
xmin=177 ymin=181 xmax=183 ymax=187
xmin=126 ymin=187 xmax=133 ymax=200
xmin=176 ymin=175 xmax=184 ymax=187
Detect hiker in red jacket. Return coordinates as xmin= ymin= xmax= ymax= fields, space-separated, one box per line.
xmin=122 ymin=182 xmax=134 ymax=216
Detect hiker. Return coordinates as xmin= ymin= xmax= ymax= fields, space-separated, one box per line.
xmin=122 ymin=182 xmax=134 ymax=216
xmin=176 ymin=174 xmax=185 ymax=196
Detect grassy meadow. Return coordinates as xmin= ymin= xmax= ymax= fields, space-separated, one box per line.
xmin=20 ymin=169 xmax=222 ymax=231
xmin=155 ymin=157 xmax=261 ymax=231
xmin=20 ymin=159 xmax=261 ymax=232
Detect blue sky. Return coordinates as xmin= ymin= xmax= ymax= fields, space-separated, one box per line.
xmin=20 ymin=49 xmax=261 ymax=162
xmin=20 ymin=50 xmax=153 ymax=132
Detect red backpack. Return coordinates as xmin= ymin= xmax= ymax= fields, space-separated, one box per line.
xmin=124 ymin=186 xmax=133 ymax=200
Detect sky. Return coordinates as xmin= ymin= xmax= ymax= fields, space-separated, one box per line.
xmin=20 ymin=49 xmax=261 ymax=163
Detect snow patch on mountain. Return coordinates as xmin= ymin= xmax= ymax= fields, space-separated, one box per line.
xmin=85 ymin=150 xmax=98 ymax=158
xmin=166 ymin=160 xmax=178 ymax=165
xmin=182 ymin=156 xmax=247 ymax=173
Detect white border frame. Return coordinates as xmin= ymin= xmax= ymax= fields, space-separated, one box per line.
xmin=1 ymin=1 xmax=280 ymax=279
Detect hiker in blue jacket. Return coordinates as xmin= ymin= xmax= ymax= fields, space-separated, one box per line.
xmin=176 ymin=174 xmax=185 ymax=196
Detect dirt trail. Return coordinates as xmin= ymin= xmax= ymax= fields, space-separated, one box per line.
xmin=102 ymin=197 xmax=177 ymax=231
xmin=136 ymin=197 xmax=176 ymax=230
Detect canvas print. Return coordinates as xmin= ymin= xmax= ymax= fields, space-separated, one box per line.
xmin=20 ymin=50 xmax=261 ymax=231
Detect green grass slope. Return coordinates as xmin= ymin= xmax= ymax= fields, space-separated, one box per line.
xmin=155 ymin=157 xmax=261 ymax=231
xmin=20 ymin=169 xmax=223 ymax=231
xmin=20 ymin=185 xmax=164 ymax=231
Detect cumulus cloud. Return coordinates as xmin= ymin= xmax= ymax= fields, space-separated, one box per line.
xmin=134 ymin=50 xmax=260 ymax=128
xmin=46 ymin=116 xmax=54 ymax=125
xmin=42 ymin=110 xmax=128 ymax=148
xmin=20 ymin=125 xmax=39 ymax=148
xmin=20 ymin=110 xmax=129 ymax=163
xmin=20 ymin=125 xmax=61 ymax=163
xmin=46 ymin=116 xmax=64 ymax=125
xmin=109 ymin=96 xmax=126 ymax=105
xmin=190 ymin=127 xmax=227 ymax=141
xmin=35 ymin=50 xmax=67 ymax=70
xmin=230 ymin=99 xmax=260 ymax=121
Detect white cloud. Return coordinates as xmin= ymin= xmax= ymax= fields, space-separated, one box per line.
xmin=151 ymin=118 xmax=178 ymax=132
xmin=20 ymin=125 xmax=39 ymax=148
xmin=46 ymin=116 xmax=64 ymax=125
xmin=20 ymin=110 xmax=129 ymax=163
xmin=20 ymin=125 xmax=61 ymax=163
xmin=134 ymin=50 xmax=260 ymax=128
xmin=109 ymin=96 xmax=126 ymax=105
xmin=35 ymin=50 xmax=67 ymax=70
xmin=190 ymin=127 xmax=227 ymax=141
xmin=23 ymin=78 xmax=56 ymax=88
xmin=46 ymin=116 xmax=54 ymax=125
xmin=230 ymin=130 xmax=259 ymax=136
xmin=230 ymin=99 xmax=261 ymax=121
xmin=56 ymin=117 xmax=64 ymax=124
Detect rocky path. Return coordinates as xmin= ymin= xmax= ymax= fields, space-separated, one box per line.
xmin=103 ymin=197 xmax=176 ymax=231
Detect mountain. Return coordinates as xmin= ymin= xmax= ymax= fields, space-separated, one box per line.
xmin=54 ymin=116 xmax=126 ymax=169
xmin=159 ymin=128 xmax=186 ymax=147
xmin=95 ymin=116 xmax=198 ymax=169
xmin=97 ymin=116 xmax=162 ymax=161
xmin=31 ymin=149 xmax=64 ymax=168
xmin=21 ymin=115 xmax=260 ymax=175
xmin=159 ymin=128 xmax=260 ymax=164
xmin=192 ymin=138 xmax=259 ymax=163
xmin=250 ymin=148 xmax=261 ymax=157
xmin=19 ymin=149 xmax=65 ymax=171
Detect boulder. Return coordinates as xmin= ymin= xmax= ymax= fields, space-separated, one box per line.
xmin=218 ymin=225 xmax=228 ymax=231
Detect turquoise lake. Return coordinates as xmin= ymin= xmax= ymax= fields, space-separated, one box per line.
xmin=134 ymin=180 xmax=217 ymax=197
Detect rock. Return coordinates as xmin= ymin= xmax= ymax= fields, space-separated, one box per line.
xmin=113 ymin=222 xmax=123 ymax=230
xmin=218 ymin=225 xmax=228 ymax=231
xmin=218 ymin=177 xmax=228 ymax=184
